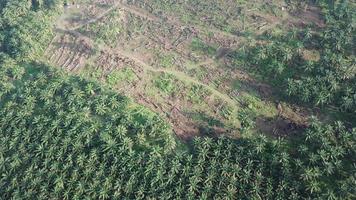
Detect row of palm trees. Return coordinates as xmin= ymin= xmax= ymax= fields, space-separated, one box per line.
xmin=0 ymin=0 xmax=62 ymax=61
xmin=0 ymin=0 xmax=354 ymax=199
xmin=239 ymin=0 xmax=355 ymax=113
xmin=0 ymin=62 xmax=355 ymax=199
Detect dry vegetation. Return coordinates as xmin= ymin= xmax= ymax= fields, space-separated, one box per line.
xmin=1 ymin=0 xmax=355 ymax=199
xmin=44 ymin=0 xmax=324 ymax=139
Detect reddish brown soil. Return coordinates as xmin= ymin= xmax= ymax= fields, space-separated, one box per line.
xmin=45 ymin=34 xmax=93 ymax=71
xmin=47 ymin=1 xmax=316 ymax=140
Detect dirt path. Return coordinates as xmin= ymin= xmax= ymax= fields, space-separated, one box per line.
xmin=54 ymin=0 xmax=239 ymax=111
xmin=196 ymin=58 xmax=215 ymax=67
xmin=115 ymin=49 xmax=239 ymax=109
xmin=69 ymin=2 xmax=121 ymax=30
xmin=49 ymin=2 xmax=243 ymax=139
xmin=67 ymin=2 xmax=160 ymax=31
xmin=119 ymin=3 xmax=160 ymax=22
xmin=46 ymin=1 xmax=320 ymax=139
xmin=55 ymin=25 xmax=238 ymax=112
xmin=117 ymin=3 xmax=242 ymax=41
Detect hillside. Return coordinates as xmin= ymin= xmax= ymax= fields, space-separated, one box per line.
xmin=0 ymin=0 xmax=355 ymax=199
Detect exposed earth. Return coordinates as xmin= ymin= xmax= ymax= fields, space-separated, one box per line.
xmin=44 ymin=0 xmax=323 ymax=140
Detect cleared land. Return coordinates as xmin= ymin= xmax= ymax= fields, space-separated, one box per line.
xmin=45 ymin=0 xmax=324 ymax=139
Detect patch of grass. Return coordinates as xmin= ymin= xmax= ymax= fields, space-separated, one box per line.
xmin=184 ymin=60 xmax=199 ymax=71
xmin=106 ymin=68 xmax=137 ymax=87
xmin=232 ymin=79 xmax=243 ymax=90
xmin=239 ymin=92 xmax=277 ymax=118
xmin=157 ymin=53 xmax=175 ymax=68
xmin=80 ymin=10 xmax=123 ymax=46
xmin=188 ymin=67 xmax=208 ymax=82
xmin=219 ymin=104 xmax=234 ymax=120
xmin=181 ymin=13 xmax=193 ymax=24
xmin=237 ymin=109 xmax=256 ymax=136
xmin=261 ymin=3 xmax=284 ymax=17
xmin=190 ymin=37 xmax=217 ymax=56
xmin=188 ymin=111 xmax=225 ymax=127
xmin=154 ymin=73 xmax=177 ymax=95
xmin=187 ymin=84 xmax=211 ymax=103
xmin=82 ymin=65 xmax=104 ymax=80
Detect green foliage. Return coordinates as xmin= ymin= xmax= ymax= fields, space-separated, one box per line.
xmin=0 ymin=63 xmax=176 ymax=152
xmin=80 ymin=9 xmax=123 ymax=46
xmin=154 ymin=73 xmax=176 ymax=95
xmin=190 ymin=38 xmax=216 ymax=56
xmin=0 ymin=1 xmax=355 ymax=199
xmin=157 ymin=53 xmax=175 ymax=68
xmin=238 ymin=109 xmax=256 ymax=134
xmin=1 ymin=90 xmax=354 ymax=199
xmin=219 ymin=104 xmax=234 ymax=120
xmin=0 ymin=0 xmax=62 ymax=60
xmin=187 ymin=84 xmax=210 ymax=103
xmin=236 ymin=0 xmax=355 ymax=115
xmin=295 ymin=119 xmax=356 ymax=199
xmin=106 ymin=68 xmax=137 ymax=86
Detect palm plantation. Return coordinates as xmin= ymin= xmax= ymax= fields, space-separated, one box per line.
xmin=0 ymin=0 xmax=355 ymax=199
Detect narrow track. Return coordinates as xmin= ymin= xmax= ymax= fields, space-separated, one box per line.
xmin=55 ymin=26 xmax=238 ymax=111
xmin=50 ymin=0 xmax=241 ymax=115
xmin=70 ymin=2 xmax=121 ymax=30
xmin=114 ymin=49 xmax=238 ymax=109
xmin=69 ymin=2 xmax=160 ymax=31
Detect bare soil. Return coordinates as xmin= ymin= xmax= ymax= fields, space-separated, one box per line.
xmin=45 ymin=0 xmax=314 ymax=140
xmin=45 ymin=33 xmax=94 ymax=71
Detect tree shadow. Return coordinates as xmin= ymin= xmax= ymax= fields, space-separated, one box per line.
xmin=185 ymin=111 xmax=225 ymax=127
xmin=255 ymin=116 xmax=307 ymax=138
xmin=181 ymin=111 xmax=229 ymax=138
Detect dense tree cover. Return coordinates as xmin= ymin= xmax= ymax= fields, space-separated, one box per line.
xmin=0 ymin=0 xmax=355 ymax=199
xmin=0 ymin=55 xmax=354 ymax=199
xmin=0 ymin=58 xmax=176 ymax=151
xmin=0 ymin=63 xmax=354 ymax=199
xmin=235 ymin=0 xmax=355 ymax=114
xmin=0 ymin=0 xmax=63 ymax=60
